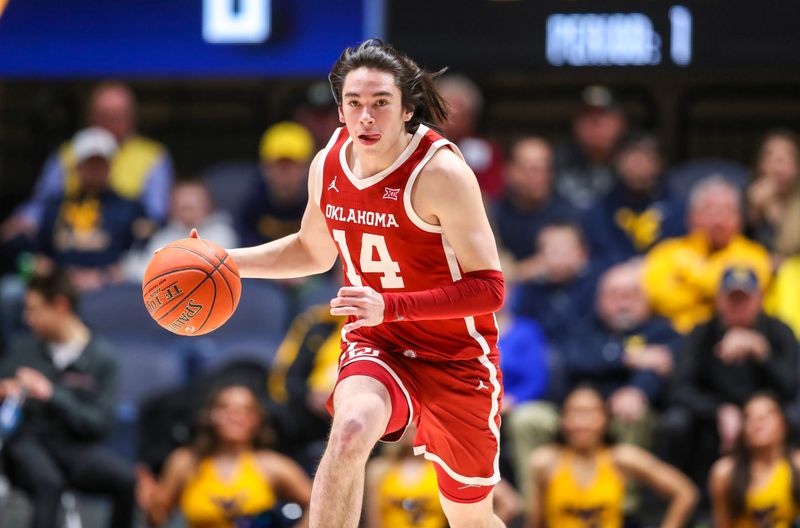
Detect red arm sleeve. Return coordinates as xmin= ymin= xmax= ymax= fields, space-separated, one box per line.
xmin=381 ymin=269 xmax=505 ymax=322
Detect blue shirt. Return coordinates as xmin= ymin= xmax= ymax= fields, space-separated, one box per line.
xmin=561 ymin=315 xmax=681 ymax=404
xmin=498 ymin=316 xmax=548 ymax=404
xmin=236 ymin=178 xmax=307 ymax=247
xmin=511 ymin=264 xmax=602 ymax=345
xmin=36 ymin=191 xmax=146 ymax=268
xmin=492 ymin=194 xmax=576 ymax=260
xmin=582 ymin=182 xmax=685 ymax=269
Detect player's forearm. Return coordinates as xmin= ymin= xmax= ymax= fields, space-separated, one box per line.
xmin=382 ymin=269 xmax=504 ymax=322
xmin=229 ymin=234 xmax=334 ymax=279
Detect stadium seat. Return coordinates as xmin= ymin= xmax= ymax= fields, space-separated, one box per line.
xmin=199 ymin=160 xmax=259 ymax=215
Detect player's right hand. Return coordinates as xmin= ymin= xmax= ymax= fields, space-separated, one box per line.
xmin=330 ymin=286 xmax=385 ymax=333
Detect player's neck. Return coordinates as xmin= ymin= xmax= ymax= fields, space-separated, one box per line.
xmin=350 ymin=130 xmax=413 ymax=179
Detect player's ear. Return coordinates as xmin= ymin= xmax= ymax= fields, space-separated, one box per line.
xmin=402 ymin=108 xmax=413 ymax=123
xmin=338 ymin=106 xmax=346 ymax=124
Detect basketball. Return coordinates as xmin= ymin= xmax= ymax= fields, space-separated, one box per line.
xmin=142 ymin=231 xmax=241 ymax=336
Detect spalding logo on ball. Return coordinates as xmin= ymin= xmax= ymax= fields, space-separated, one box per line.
xmin=142 ymin=229 xmax=241 ymax=336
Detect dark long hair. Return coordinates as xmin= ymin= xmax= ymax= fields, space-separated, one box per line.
xmin=728 ymin=392 xmax=800 ymax=518
xmin=328 ymin=39 xmax=449 ymax=133
xmin=555 ymin=384 xmax=617 ymax=448
xmin=192 ymin=384 xmax=275 ymax=460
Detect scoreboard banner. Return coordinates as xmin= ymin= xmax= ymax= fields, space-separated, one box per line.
xmin=388 ymin=0 xmax=800 ymax=73
xmin=0 ymin=0 xmax=376 ymax=77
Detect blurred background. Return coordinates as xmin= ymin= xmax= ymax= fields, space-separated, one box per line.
xmin=1 ymin=0 xmax=800 ymax=527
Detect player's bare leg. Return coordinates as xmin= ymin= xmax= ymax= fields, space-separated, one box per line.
xmin=439 ymin=492 xmax=506 ymax=528
xmin=309 ymin=375 xmax=392 ymax=528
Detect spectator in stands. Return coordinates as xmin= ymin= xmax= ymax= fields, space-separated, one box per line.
xmin=293 ymin=80 xmax=342 ymax=150
xmin=34 ymin=127 xmax=149 ymax=292
xmin=766 ymin=254 xmax=800 ymax=339
xmin=746 ymin=129 xmax=800 ymax=262
xmin=583 ymin=131 xmax=684 ymax=269
xmin=511 ymin=221 xmax=599 ymax=344
xmin=492 ymin=137 xmax=575 ymax=281
xmin=266 ymin=304 xmax=342 ymax=470
xmin=508 ymin=262 xmax=678 ymax=491
xmin=365 ymin=423 xmax=448 ymax=528
xmin=237 ymin=122 xmax=314 ymax=246
xmin=1 ymin=82 xmax=172 ymax=242
xmin=660 ymin=266 xmax=799 ymax=485
xmin=137 ymin=383 xmax=311 ymax=527
xmin=709 ymin=392 xmax=800 ymax=528
xmin=554 ymin=85 xmax=627 ymax=211
xmin=526 ymin=386 xmax=697 ymax=528
xmin=437 ymin=74 xmax=505 ymax=201
xmin=124 ymin=179 xmax=238 ymax=281
xmin=366 ymin=424 xmax=520 ymax=528
xmin=0 ymin=269 xmax=135 ymax=528
xmin=643 ymin=176 xmax=771 ymax=334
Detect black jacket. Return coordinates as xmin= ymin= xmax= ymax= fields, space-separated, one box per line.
xmin=670 ymin=313 xmax=799 ymax=420
xmin=0 ymin=334 xmax=119 ymax=442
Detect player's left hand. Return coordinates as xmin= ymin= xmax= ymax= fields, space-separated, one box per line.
xmin=330 ymin=286 xmax=385 ymax=333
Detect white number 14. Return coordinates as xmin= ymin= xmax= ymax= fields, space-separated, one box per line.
xmin=331 ymin=229 xmax=405 ymax=289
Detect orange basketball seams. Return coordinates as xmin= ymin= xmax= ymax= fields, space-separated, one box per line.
xmin=142 ymin=236 xmax=241 ymax=336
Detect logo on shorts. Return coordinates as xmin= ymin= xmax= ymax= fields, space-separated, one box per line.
xmin=383 ymin=187 xmax=400 ymax=200
xmin=403 ymin=349 xmax=417 ymax=358
xmin=475 ymin=379 xmax=489 ymax=391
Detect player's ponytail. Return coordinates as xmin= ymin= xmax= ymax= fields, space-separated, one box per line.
xmin=329 ymin=39 xmax=449 ymax=133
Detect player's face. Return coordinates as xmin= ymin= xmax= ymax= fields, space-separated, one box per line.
xmin=561 ymin=388 xmax=608 ymax=451
xmin=339 ymin=67 xmax=413 ymax=153
xmin=211 ymin=386 xmax=261 ymax=445
xmin=743 ymin=396 xmax=785 ymax=451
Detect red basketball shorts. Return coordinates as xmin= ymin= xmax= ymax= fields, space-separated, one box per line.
xmin=326 ymin=341 xmax=504 ymax=503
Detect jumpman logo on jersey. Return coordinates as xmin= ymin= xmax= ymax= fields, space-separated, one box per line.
xmin=328 ymin=176 xmax=340 ymax=193
xmin=475 ymin=379 xmax=489 ymax=391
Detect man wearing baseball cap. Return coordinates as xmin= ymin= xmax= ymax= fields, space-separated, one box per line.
xmin=659 ymin=264 xmax=799 ymax=486
xmin=34 ymin=127 xmax=149 ymax=291
xmin=554 ymin=85 xmax=628 ymax=210
xmin=237 ymin=121 xmax=314 ymax=246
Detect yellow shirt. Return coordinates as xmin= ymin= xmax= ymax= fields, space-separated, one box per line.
xmin=180 ymin=453 xmax=276 ymax=528
xmin=734 ymin=459 xmax=800 ymax=528
xmin=642 ymin=232 xmax=772 ymax=333
xmin=544 ymin=449 xmax=625 ymax=528
xmin=766 ymin=256 xmax=800 ymax=340
xmin=378 ymin=460 xmax=447 ymax=528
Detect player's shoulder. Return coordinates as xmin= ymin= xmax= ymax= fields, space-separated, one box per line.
xmin=416 ymin=143 xmax=476 ymax=194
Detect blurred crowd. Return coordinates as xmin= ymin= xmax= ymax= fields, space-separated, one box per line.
xmin=1 ymin=77 xmax=800 ymax=527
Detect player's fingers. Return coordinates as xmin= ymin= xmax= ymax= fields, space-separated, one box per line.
xmin=190 ymin=228 xmax=199 ymax=238
xmin=330 ymin=296 xmax=366 ymax=308
xmin=337 ymin=286 xmax=369 ymax=298
xmin=330 ymin=306 xmax=362 ymax=317
xmin=343 ymin=319 xmax=366 ymax=333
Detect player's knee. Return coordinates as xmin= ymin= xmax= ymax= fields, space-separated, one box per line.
xmin=329 ymin=415 xmax=377 ymax=461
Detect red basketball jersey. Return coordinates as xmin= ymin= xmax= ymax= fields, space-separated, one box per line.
xmin=315 ymin=124 xmax=499 ymax=362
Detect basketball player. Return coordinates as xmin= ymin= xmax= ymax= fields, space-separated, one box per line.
xmin=229 ymin=40 xmax=506 ymax=528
